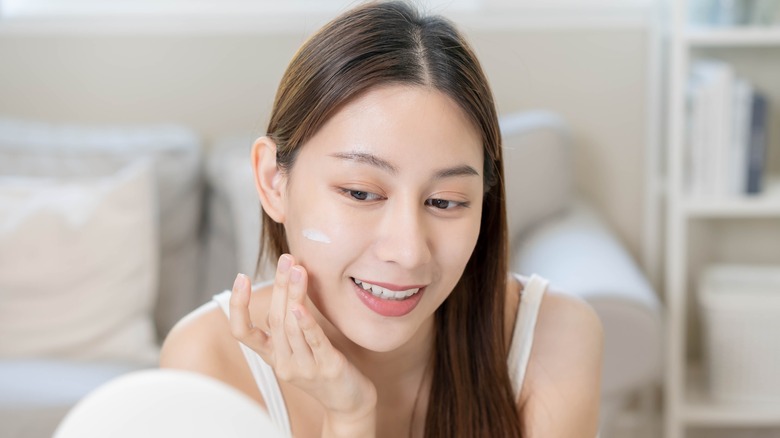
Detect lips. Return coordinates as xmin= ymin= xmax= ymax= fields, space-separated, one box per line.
xmin=350 ymin=277 xmax=425 ymax=317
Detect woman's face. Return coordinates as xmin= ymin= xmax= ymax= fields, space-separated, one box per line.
xmin=279 ymin=85 xmax=484 ymax=353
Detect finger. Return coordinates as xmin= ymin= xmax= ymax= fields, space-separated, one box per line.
xmin=269 ymin=254 xmax=294 ymax=363
xmin=285 ymin=266 xmax=316 ymax=371
xmin=296 ymin=299 xmax=340 ymax=370
xmin=228 ymin=273 xmax=269 ymax=353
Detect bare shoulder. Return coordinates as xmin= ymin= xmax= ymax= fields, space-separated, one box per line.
xmin=159 ymin=291 xmax=270 ymax=409
xmin=159 ymin=299 xmax=235 ymax=378
xmin=518 ymin=285 xmax=604 ymax=438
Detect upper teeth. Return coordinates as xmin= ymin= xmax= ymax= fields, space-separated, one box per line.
xmin=353 ymin=278 xmax=420 ymax=301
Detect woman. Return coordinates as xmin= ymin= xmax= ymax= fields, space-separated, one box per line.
xmin=161 ymin=1 xmax=603 ymax=436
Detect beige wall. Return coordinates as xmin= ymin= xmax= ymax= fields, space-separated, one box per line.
xmin=468 ymin=29 xmax=649 ymax=266
xmin=0 ymin=25 xmax=650 ymax=262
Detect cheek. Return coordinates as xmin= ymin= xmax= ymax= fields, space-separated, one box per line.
xmin=438 ymin=218 xmax=481 ymax=273
xmin=284 ymin=198 xmax=368 ymax=290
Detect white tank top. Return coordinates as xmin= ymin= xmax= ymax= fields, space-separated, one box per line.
xmin=212 ymin=273 xmax=548 ymax=437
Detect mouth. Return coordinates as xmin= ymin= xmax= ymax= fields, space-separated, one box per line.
xmin=350 ymin=277 xmax=421 ymax=301
xmin=350 ymin=277 xmax=426 ymax=317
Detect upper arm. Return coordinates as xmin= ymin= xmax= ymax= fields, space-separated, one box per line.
xmin=517 ymin=291 xmax=604 ymax=438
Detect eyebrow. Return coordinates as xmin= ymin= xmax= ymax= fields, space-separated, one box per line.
xmin=329 ymin=151 xmax=480 ymax=179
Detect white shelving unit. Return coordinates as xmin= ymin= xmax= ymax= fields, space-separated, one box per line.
xmin=664 ymin=2 xmax=780 ymax=438
xmin=685 ymin=27 xmax=780 ymax=46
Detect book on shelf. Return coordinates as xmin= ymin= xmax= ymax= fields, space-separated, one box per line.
xmin=730 ymin=78 xmax=752 ymax=195
xmin=747 ymin=92 xmax=769 ymax=194
xmin=686 ymin=59 xmax=770 ymax=198
xmin=689 ymin=0 xmax=780 ymax=27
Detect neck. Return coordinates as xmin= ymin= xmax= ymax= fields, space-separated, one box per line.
xmin=308 ymin=302 xmax=435 ymax=438
xmin=343 ymin=322 xmax=432 ymax=384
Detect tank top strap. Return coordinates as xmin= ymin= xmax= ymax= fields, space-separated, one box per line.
xmin=507 ymin=274 xmax=549 ymax=401
xmin=212 ymin=291 xmax=293 ymax=438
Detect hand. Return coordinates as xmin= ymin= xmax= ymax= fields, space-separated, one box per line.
xmin=229 ymin=254 xmax=377 ymax=434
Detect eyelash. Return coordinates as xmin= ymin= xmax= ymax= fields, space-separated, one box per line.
xmin=425 ymin=198 xmax=467 ymax=210
xmin=338 ymin=188 xmax=469 ymax=210
xmin=339 ymin=188 xmax=383 ymax=202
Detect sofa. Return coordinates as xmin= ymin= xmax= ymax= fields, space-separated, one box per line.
xmin=0 ymin=111 xmax=662 ymax=438
xmin=501 ymin=112 xmax=663 ymax=436
xmin=0 ymin=119 xmax=207 ymax=438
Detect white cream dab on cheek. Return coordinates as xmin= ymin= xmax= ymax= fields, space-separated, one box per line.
xmin=302 ymin=228 xmax=331 ymax=244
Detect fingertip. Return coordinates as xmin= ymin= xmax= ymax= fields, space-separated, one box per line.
xmin=233 ymin=273 xmax=247 ymax=290
xmin=278 ymin=254 xmax=293 ymax=273
xmin=290 ymin=266 xmax=304 ymax=284
xmin=288 ymin=266 xmax=307 ymax=302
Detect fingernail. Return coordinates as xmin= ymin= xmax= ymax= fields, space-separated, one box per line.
xmin=279 ymin=255 xmax=292 ymax=273
xmin=290 ymin=267 xmax=302 ymax=284
xmin=233 ymin=273 xmax=247 ymax=290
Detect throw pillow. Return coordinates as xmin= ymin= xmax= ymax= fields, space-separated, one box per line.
xmin=0 ymin=160 xmax=159 ymax=365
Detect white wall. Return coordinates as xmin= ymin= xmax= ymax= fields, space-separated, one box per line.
xmin=0 ymin=18 xmax=653 ymax=264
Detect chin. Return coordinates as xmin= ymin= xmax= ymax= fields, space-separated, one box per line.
xmin=341 ymin=322 xmax=419 ymax=353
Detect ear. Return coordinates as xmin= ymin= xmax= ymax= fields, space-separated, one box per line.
xmin=251 ymin=136 xmax=286 ymax=223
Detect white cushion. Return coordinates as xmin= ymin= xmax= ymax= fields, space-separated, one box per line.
xmin=0 ymin=117 xmax=203 ymax=339
xmin=511 ymin=200 xmax=662 ymax=396
xmin=0 ymin=160 xmax=159 ymax=364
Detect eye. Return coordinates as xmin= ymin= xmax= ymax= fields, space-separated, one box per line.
xmin=339 ymin=188 xmax=382 ymax=202
xmin=425 ymin=198 xmax=467 ymax=210
xmin=350 ymin=190 xmax=370 ymax=201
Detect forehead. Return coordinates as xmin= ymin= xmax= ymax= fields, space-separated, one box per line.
xmin=296 ymin=85 xmax=483 ymax=168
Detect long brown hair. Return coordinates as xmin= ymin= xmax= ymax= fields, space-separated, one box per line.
xmin=258 ymin=1 xmax=519 ymax=435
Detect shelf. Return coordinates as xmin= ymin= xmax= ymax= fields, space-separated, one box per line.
xmin=684 ymin=365 xmax=780 ymax=427
xmin=683 ymin=178 xmax=780 ymax=218
xmin=685 ymin=26 xmax=780 ymax=47
xmin=666 ymin=3 xmax=780 ymax=437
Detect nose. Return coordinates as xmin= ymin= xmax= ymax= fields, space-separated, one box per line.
xmin=373 ymin=199 xmax=432 ymax=269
